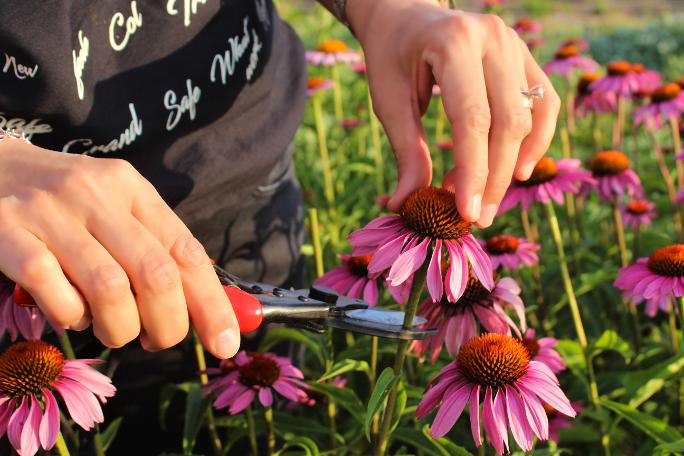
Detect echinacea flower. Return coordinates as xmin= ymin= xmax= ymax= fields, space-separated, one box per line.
xmin=295 ymin=376 xmax=347 ymax=408
xmin=432 ymin=85 xmax=442 ymax=96
xmin=590 ymin=61 xmax=639 ymax=97
xmin=416 ymin=333 xmax=576 ymax=454
xmin=620 ymin=198 xmax=656 ymax=230
xmin=481 ymin=235 xmax=540 ymax=270
xmin=307 ymin=77 xmax=334 ymax=97
xmin=633 ymin=83 xmax=684 ymax=128
xmin=498 ymin=157 xmax=594 ymax=214
xmin=521 ymin=329 xmax=566 ymax=374
xmin=543 ymin=45 xmax=597 ymax=76
xmin=340 ymin=118 xmax=361 ymax=130
xmin=315 ymin=255 xmax=380 ymax=306
xmin=512 ymin=17 xmax=542 ymax=35
xmin=575 ymin=72 xmax=616 ymax=117
xmin=561 ymin=37 xmax=589 ymax=52
xmin=207 ymin=351 xmax=308 ymax=414
xmin=351 ymin=62 xmax=367 ymax=74
xmin=349 ymin=187 xmax=494 ymax=304
xmin=0 ymin=281 xmax=50 ymax=341
xmin=411 ymin=274 xmax=526 ymax=362
xmin=305 ymin=39 xmax=360 ymax=66
xmin=585 ymin=150 xmax=643 ymax=201
xmin=436 ymin=139 xmax=453 ymax=151
xmin=614 ymin=244 xmax=684 ymax=317
xmin=0 ymin=341 xmax=116 ymax=456
xmin=631 ymin=63 xmax=661 ymax=92
xmin=525 ymin=38 xmax=545 ymax=51
xmin=677 ymin=189 xmax=684 ymax=205
xmin=547 ymin=402 xmax=583 ymax=442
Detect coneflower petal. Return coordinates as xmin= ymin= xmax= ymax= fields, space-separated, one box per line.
xmin=7 ymin=397 xmax=28 ymax=451
xmin=20 ymin=396 xmax=41 ymax=456
xmin=469 ymin=385 xmax=482 ymax=447
xmin=429 ymin=383 xmax=472 ymax=438
xmin=39 ymin=390 xmax=59 ymax=450
xmin=519 ymin=386 xmax=549 ymax=440
xmin=229 ymin=389 xmax=256 ymax=415
xmin=482 ymin=387 xmax=505 ymax=455
xmin=388 ymin=238 xmax=430 ymax=286
xmin=427 ymin=240 xmax=444 ymax=302
xmin=504 ymin=386 xmax=534 ymax=451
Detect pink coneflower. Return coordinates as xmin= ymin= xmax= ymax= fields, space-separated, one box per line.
xmin=543 ymin=45 xmax=598 ymax=76
xmin=315 ymin=255 xmax=380 ymax=306
xmin=436 ymin=139 xmax=453 ymax=152
xmin=513 ymin=17 xmax=542 ymax=35
xmin=521 ymin=329 xmax=566 ymax=374
xmin=590 ymin=61 xmax=639 ymax=97
xmin=481 ymin=235 xmax=540 ymax=270
xmin=306 ymin=39 xmax=361 ymax=66
xmin=0 ymin=281 xmax=49 ymax=341
xmin=575 ymin=72 xmax=616 ymax=117
xmin=585 ymin=150 xmax=643 ymax=201
xmin=677 ymin=189 xmax=684 ymax=205
xmin=351 ymin=62 xmax=367 ymax=74
xmin=631 ymin=63 xmax=661 ymax=92
xmin=416 ymin=333 xmax=576 ymax=454
xmin=525 ymin=37 xmax=545 ymax=51
xmin=432 ymin=85 xmax=441 ymax=96
xmin=411 ymin=274 xmax=526 ymax=362
xmin=307 ymin=77 xmax=333 ymax=97
xmin=620 ymin=199 xmax=656 ymax=230
xmin=340 ymin=118 xmax=361 ymax=130
xmin=207 ymin=351 xmax=308 ymax=414
xmin=498 ymin=157 xmax=594 ymax=214
xmin=0 ymin=341 xmax=116 ymax=456
xmin=561 ymin=37 xmax=589 ymax=52
xmin=547 ymin=402 xmax=583 ymax=443
xmin=349 ymin=187 xmax=494 ymax=304
xmin=296 ymin=376 xmax=347 ymax=408
xmin=614 ymin=244 xmax=684 ymax=317
xmin=633 ymin=83 xmax=684 ymax=128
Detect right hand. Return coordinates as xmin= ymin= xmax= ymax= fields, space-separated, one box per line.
xmin=0 ymin=138 xmax=240 ymax=358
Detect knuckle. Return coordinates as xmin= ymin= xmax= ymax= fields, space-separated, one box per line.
xmin=21 ymin=189 xmax=54 ymax=211
xmin=485 ymin=14 xmax=506 ymax=32
xmin=104 ymin=158 xmax=139 ymax=180
xmin=138 ymin=252 xmax=180 ymax=294
xmin=146 ymin=328 xmax=188 ymax=350
xmin=175 ymin=234 xmax=208 ymax=269
xmin=88 ymin=264 xmax=131 ymax=302
xmin=15 ymin=253 xmax=55 ymax=285
xmin=464 ymin=105 xmax=492 ymax=135
xmin=501 ymin=109 xmax=532 ymax=136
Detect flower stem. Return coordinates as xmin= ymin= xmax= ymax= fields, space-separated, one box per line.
xmin=613 ymin=95 xmax=626 ymax=149
xmin=245 ymin=406 xmax=258 ymax=456
xmin=592 ymin=112 xmax=604 ymax=150
xmin=192 ymin=329 xmax=223 ymax=456
xmin=564 ymin=75 xmax=576 ymax=137
xmin=521 ymin=208 xmax=545 ymax=320
xmin=367 ymin=89 xmax=385 ymax=196
xmin=58 ymin=332 xmax=76 ymax=360
xmin=264 ymin=407 xmax=276 ymax=455
xmin=312 ymin=92 xmax=336 ymax=208
xmin=369 ymin=335 xmax=380 ymax=438
xmin=678 ymin=297 xmax=684 ymax=430
xmin=93 ymin=430 xmax=106 ymax=456
xmin=374 ymin=260 xmax=429 ymax=456
xmin=331 ymin=64 xmax=344 ymax=122
xmin=670 ymin=117 xmax=684 ymax=191
xmin=633 ymin=223 xmax=641 ymax=259
xmin=433 ymin=101 xmax=446 ymax=183
xmin=309 ymin=208 xmax=325 ymax=278
xmin=669 ymin=299 xmax=679 ymax=354
xmin=55 ymin=432 xmax=71 ymax=456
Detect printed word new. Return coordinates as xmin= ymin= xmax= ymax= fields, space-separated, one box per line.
xmin=3 ymin=53 xmax=38 ymax=80
xmin=62 ymin=103 xmax=142 ymax=155
xmin=109 ymin=1 xmax=143 ymax=52
xmin=164 ymin=79 xmax=201 ymax=131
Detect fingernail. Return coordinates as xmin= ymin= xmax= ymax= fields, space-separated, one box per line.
xmin=470 ymin=194 xmax=482 ymax=219
xmin=479 ymin=203 xmax=498 ymax=227
xmin=521 ymin=161 xmax=536 ymax=180
xmin=215 ymin=328 xmax=240 ymax=359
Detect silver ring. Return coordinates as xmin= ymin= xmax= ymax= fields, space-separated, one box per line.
xmin=521 ymin=85 xmax=545 ymax=109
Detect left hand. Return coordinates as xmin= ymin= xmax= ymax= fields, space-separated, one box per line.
xmin=346 ymin=0 xmax=560 ymax=227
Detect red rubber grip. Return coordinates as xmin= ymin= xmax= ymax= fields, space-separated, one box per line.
xmin=223 ymin=285 xmax=264 ymax=333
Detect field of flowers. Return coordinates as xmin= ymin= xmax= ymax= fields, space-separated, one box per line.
xmin=1 ymin=2 xmax=684 ymax=456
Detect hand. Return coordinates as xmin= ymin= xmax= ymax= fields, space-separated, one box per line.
xmin=347 ymin=0 xmax=560 ymax=227
xmin=0 ymin=139 xmax=240 ymax=358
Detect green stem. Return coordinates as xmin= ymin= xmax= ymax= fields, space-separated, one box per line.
xmin=670 ymin=117 xmax=684 ymax=191
xmin=369 ymin=335 xmax=379 ymax=438
xmin=192 ymin=329 xmax=223 ymax=456
xmin=669 ymin=300 xmax=679 ymax=355
xmin=433 ymin=100 xmax=446 ymax=183
xmin=93 ymin=431 xmax=106 ymax=456
xmin=312 ymin=92 xmax=335 ymax=207
xmin=55 ymin=432 xmax=71 ymax=456
xmin=613 ymin=96 xmax=626 ymax=149
xmin=592 ymin=112 xmax=603 ymax=151
xmin=633 ymin=223 xmax=641 ymax=260
xmin=374 ymin=260 xmax=429 ymax=456
xmin=678 ymin=297 xmax=684 ymax=431
xmin=368 ymin=89 xmax=385 ymax=196
xmin=58 ymin=332 xmax=76 ymax=360
xmin=565 ymin=75 xmax=576 ymax=137
xmin=245 ymin=406 xmax=258 ymax=456
xmin=265 ymin=407 xmax=276 ymax=455
xmin=331 ymin=64 xmax=344 ymax=122
xmin=309 ymin=208 xmax=325 ymax=278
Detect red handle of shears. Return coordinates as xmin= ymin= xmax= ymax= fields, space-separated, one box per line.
xmin=13 ymin=283 xmax=265 ymax=334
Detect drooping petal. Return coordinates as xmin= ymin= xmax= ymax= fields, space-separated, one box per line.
xmin=258 ymin=388 xmax=274 ymax=408
xmin=461 ymin=235 xmax=494 ymax=290
xmin=8 ymin=397 xmax=29 ymax=452
xmin=518 ymin=384 xmax=549 ymax=440
xmin=426 ymin=240 xmax=444 ymax=302
xmin=388 ymin=238 xmax=431 ymax=286
xmin=482 ymin=387 xmax=505 ymax=456
xmin=39 ymin=390 xmax=60 ymax=450
xmin=493 ymin=389 xmax=510 ymax=453
xmin=20 ymin=396 xmax=41 ymax=456
xmin=504 ymin=386 xmax=534 ymax=451
xmin=469 ymin=385 xmax=482 ymax=447
xmin=429 ymin=383 xmax=472 ymax=438
xmin=229 ymin=389 xmax=256 ymax=415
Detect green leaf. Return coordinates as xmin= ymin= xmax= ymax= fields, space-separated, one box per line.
xmin=654 ymin=440 xmax=684 ymax=456
xmin=306 ymin=382 xmax=366 ymax=425
xmin=99 ymin=417 xmax=122 ymax=451
xmin=556 ymin=339 xmax=587 ymax=383
xmin=602 ymin=399 xmax=683 ymax=444
xmin=591 ymin=330 xmax=632 ymax=361
xmin=623 ymin=354 xmax=684 ymax=408
xmin=317 ymin=359 xmax=369 ymax=383
xmin=364 ymin=368 xmax=397 ymax=441
xmin=421 ymin=425 xmax=473 ymax=456
xmin=273 ymin=411 xmax=333 ymax=438
xmin=159 ymin=382 xmax=193 ymax=431
xmin=182 ymin=383 xmax=208 ymax=455
xmin=275 ymin=435 xmax=320 ymax=456
xmin=259 ymin=328 xmax=324 ymax=365
xmin=389 ymin=381 xmax=407 ymax=434
xmin=392 ymin=428 xmax=448 ymax=456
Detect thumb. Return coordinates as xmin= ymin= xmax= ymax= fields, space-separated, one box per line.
xmin=372 ymin=86 xmax=432 ymax=212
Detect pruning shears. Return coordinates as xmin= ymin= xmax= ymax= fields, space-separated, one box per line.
xmin=215 ymin=266 xmax=436 ymax=341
